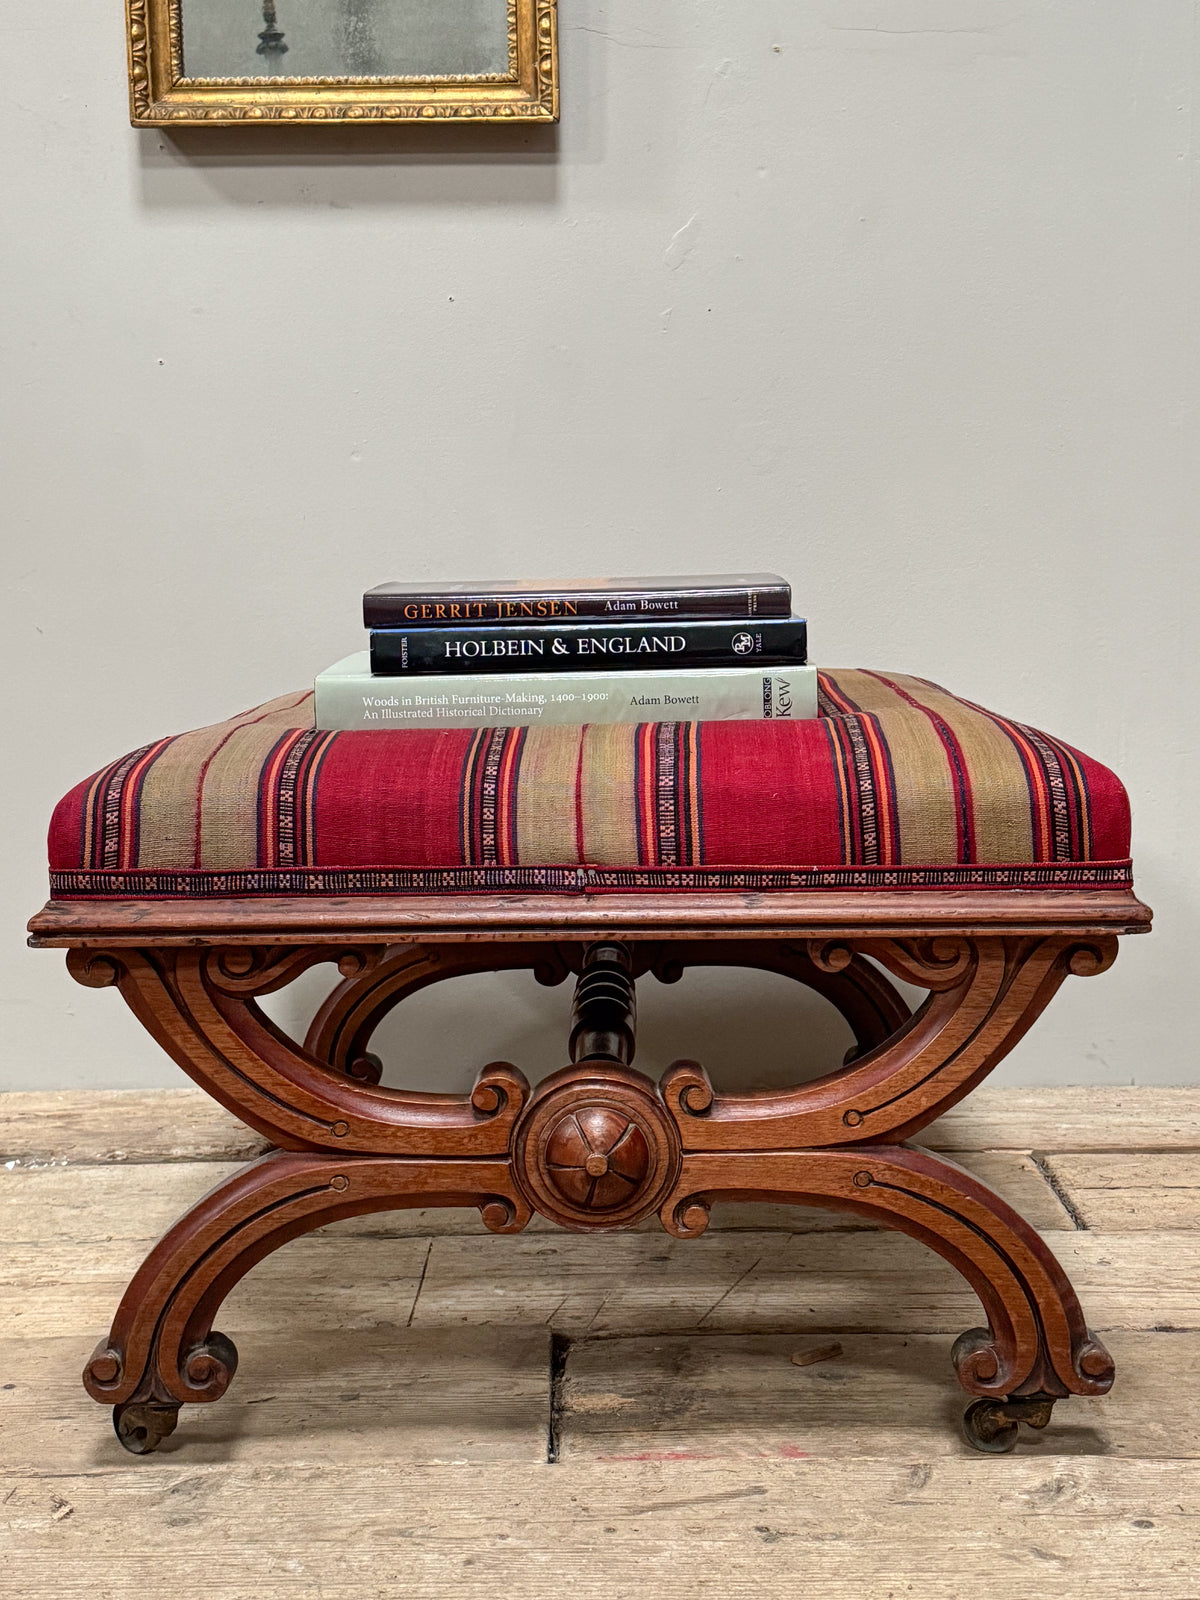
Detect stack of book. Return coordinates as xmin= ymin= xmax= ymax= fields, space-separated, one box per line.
xmin=314 ymin=575 xmax=816 ymax=730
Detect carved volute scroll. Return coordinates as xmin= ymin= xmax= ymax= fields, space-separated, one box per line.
xmin=67 ymin=946 xmax=530 ymax=1157
xmin=305 ymin=941 xmax=574 ymax=1081
xmin=661 ymin=934 xmax=1119 ymax=1150
xmin=59 ymin=913 xmax=1137 ymax=1454
xmin=304 ymin=936 xmax=912 ymax=1087
xmin=84 ymin=1150 xmax=532 ymax=1423
xmin=68 ymin=932 xmax=1118 ymax=1163
xmin=657 ymin=1144 xmax=1115 ymax=1404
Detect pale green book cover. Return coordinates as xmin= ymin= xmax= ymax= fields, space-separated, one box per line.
xmin=314 ymin=653 xmax=817 ymax=730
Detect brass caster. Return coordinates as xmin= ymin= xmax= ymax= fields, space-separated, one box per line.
xmin=113 ymin=1399 xmax=181 ymax=1455
xmin=961 ymin=1395 xmax=1056 ymax=1455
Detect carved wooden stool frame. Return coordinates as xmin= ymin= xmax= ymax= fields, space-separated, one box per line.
xmin=29 ymin=887 xmax=1151 ymax=1456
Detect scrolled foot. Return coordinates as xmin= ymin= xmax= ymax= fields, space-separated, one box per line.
xmin=180 ymin=1331 xmax=239 ymax=1402
xmin=113 ymin=1400 xmax=181 ymax=1456
xmin=961 ymin=1395 xmax=1056 ymax=1455
xmin=951 ymin=1324 xmax=1012 ymax=1392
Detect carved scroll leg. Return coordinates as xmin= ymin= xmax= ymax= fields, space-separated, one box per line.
xmin=86 ymin=1149 xmax=530 ymax=1454
xmin=770 ymin=945 xmax=914 ymax=1063
xmin=304 ymin=941 xmax=572 ymax=1081
xmin=661 ymin=1144 xmax=1113 ymax=1453
xmin=647 ymin=940 xmax=912 ymax=1064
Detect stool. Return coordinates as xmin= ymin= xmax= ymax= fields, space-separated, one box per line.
xmin=29 ymin=669 xmax=1150 ymax=1455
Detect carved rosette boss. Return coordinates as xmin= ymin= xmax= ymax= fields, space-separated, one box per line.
xmin=513 ymin=1065 xmax=680 ymax=1230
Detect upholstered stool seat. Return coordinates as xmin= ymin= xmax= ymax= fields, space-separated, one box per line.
xmin=31 ymin=668 xmax=1148 ymax=1458
xmin=48 ymin=669 xmax=1131 ymax=899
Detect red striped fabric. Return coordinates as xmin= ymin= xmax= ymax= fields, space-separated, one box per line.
xmin=46 ymin=671 xmax=1134 ymax=898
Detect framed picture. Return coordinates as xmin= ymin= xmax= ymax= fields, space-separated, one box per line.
xmin=125 ymin=0 xmax=558 ymax=125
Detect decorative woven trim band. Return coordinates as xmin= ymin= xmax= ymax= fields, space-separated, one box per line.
xmin=49 ymin=861 xmax=1136 ymax=900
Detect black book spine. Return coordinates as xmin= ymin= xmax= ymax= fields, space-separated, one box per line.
xmin=363 ymin=580 xmax=791 ymax=628
xmin=369 ymin=618 xmax=808 ymax=676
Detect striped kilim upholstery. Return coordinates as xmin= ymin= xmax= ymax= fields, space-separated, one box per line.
xmin=48 ymin=670 xmax=1132 ymax=898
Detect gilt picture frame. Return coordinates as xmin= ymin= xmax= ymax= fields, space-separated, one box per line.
xmin=125 ymin=0 xmax=558 ymax=125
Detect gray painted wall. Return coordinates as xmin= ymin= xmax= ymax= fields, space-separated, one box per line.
xmin=2 ymin=1 xmax=1196 ymax=1091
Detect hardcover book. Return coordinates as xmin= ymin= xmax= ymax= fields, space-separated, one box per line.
xmin=362 ymin=574 xmax=791 ymax=628
xmin=368 ymin=617 xmax=808 ymax=676
xmin=314 ymin=653 xmax=818 ymax=731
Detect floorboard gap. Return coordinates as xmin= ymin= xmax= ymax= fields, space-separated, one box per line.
xmin=1030 ymin=1151 xmax=1088 ymax=1230
xmin=546 ymin=1332 xmax=570 ymax=1464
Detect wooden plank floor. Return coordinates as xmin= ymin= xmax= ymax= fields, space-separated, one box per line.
xmin=2 ymin=1086 xmax=1199 ymax=1597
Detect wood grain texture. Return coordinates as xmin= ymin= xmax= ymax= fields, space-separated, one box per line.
xmin=77 ymin=1152 xmax=533 ymax=1417
xmin=22 ymin=922 xmax=1149 ymax=1447
xmin=0 ymin=1458 xmax=1193 ymax=1599
xmin=27 ymin=886 xmax=1153 ymax=944
xmin=0 ymin=1149 xmax=1072 ymax=1244
xmin=53 ymin=937 xmax=1126 ymax=1163
xmin=0 ymin=1327 xmax=552 ymax=1473
xmin=63 ymin=946 xmax=534 ymax=1158
xmin=5 ymin=1226 xmax=1195 ymax=1345
xmin=403 ymin=1230 xmax=1198 ymax=1339
xmin=924 ymin=1089 xmax=1200 ymax=1152
xmin=658 ymin=935 xmax=1117 ymax=1151
xmin=305 ymin=935 xmax=911 ymax=1080
xmin=7 ymin=1087 xmax=1198 ymax=1165
xmin=1042 ymin=1154 xmax=1200 ymax=1231
xmin=0 ymin=1232 xmax=434 ymax=1340
xmin=652 ymin=1145 xmax=1114 ymax=1401
xmin=0 ymin=1119 xmax=1196 ymax=1599
xmin=0 ymin=1089 xmax=271 ymax=1166
xmin=560 ymin=1329 xmax=1200 ymax=1461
